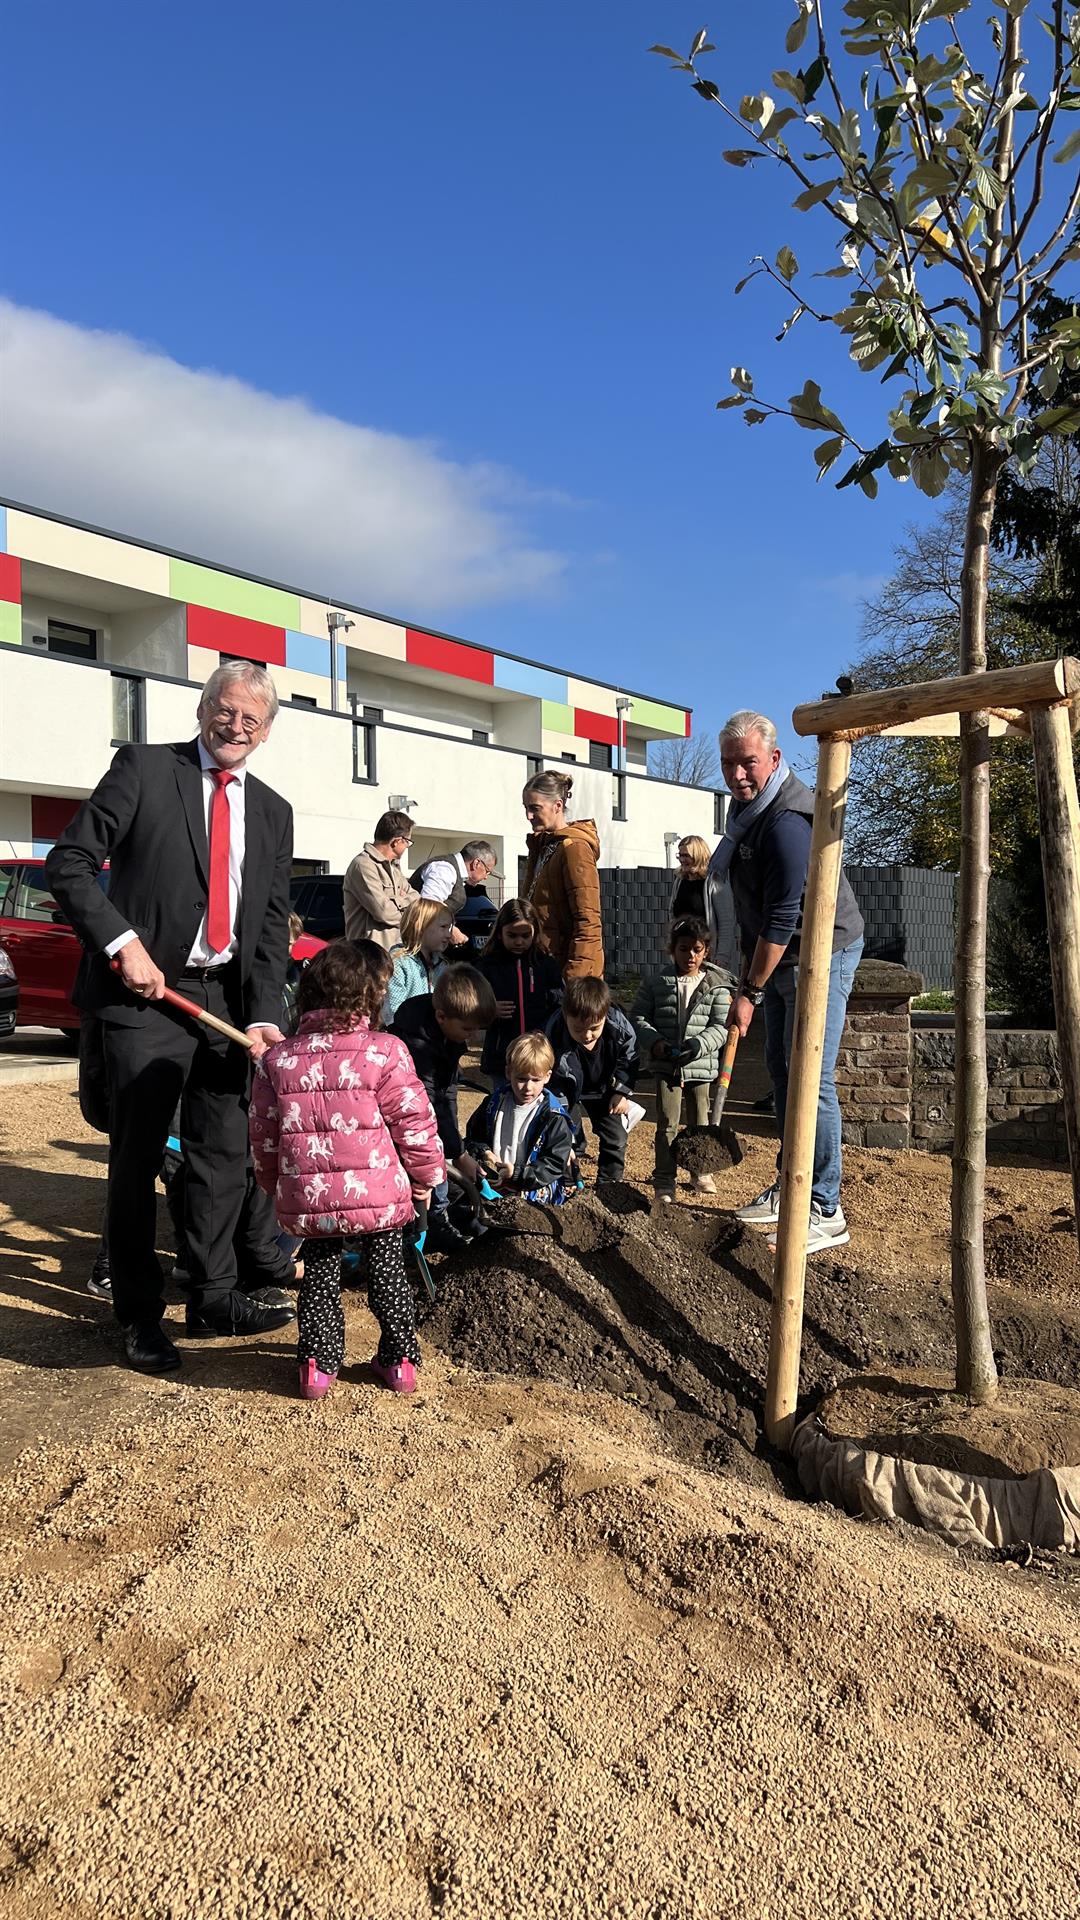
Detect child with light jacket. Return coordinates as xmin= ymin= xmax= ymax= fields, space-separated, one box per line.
xmin=630 ymin=916 xmax=735 ymax=1201
xmin=251 ymin=939 xmax=445 ymax=1400
xmin=383 ymin=896 xmax=454 ymax=1023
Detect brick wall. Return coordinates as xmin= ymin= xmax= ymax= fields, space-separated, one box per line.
xmin=912 ymin=1029 xmax=1066 ymax=1159
xmin=836 ymin=961 xmax=922 ymax=1149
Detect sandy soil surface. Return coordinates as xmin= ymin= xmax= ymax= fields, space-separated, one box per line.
xmin=2 ymin=1077 xmax=1080 ymax=1919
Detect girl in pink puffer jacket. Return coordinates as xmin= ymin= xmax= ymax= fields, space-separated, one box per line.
xmin=251 ymin=940 xmax=445 ymax=1400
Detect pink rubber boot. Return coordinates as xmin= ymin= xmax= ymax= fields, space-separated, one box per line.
xmin=299 ymin=1357 xmax=337 ymax=1400
xmin=370 ymin=1356 xmax=417 ymax=1395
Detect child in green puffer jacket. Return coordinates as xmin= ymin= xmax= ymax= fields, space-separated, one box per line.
xmin=630 ymin=916 xmax=735 ymax=1202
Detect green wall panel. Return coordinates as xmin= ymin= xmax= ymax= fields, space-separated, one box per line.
xmin=541 ymin=700 xmax=575 ymax=734
xmin=169 ymin=559 xmax=300 ymax=629
xmin=625 ymin=695 xmax=687 ymax=735
xmin=0 ymin=601 xmax=21 ymax=647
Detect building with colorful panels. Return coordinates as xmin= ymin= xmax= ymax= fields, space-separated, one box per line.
xmin=0 ymin=499 xmax=717 ymax=882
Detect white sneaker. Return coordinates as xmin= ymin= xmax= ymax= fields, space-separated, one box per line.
xmin=735 ymin=1182 xmax=781 ymax=1227
xmin=767 ymin=1203 xmax=849 ymax=1255
xmin=692 ymin=1173 xmax=716 ymax=1195
xmin=653 ymin=1185 xmax=675 ymax=1208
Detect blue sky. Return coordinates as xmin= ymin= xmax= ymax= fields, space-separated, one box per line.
xmin=0 ymin=1 xmax=937 ymax=762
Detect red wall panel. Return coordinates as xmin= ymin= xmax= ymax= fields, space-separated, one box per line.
xmin=186 ymin=603 xmax=286 ymax=667
xmin=685 ymin=709 xmax=692 ymax=737
xmin=573 ymin=707 xmax=619 ymax=746
xmin=32 ymin=795 xmax=80 ymax=840
xmin=0 ymin=554 xmax=21 ymax=604
xmin=406 ymin=628 xmax=494 ymax=685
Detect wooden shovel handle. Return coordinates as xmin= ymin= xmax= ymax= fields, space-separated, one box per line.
xmin=710 ymin=1025 xmax=740 ymax=1127
xmin=109 ymin=957 xmax=254 ymax=1050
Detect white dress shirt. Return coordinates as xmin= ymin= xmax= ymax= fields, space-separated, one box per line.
xmin=104 ymin=742 xmax=247 ymax=966
xmin=420 ymin=852 xmax=467 ymax=903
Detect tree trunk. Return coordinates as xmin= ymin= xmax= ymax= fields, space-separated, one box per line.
xmin=952 ymin=435 xmax=1000 ymax=1404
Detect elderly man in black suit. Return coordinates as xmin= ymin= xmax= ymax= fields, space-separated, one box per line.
xmin=47 ymin=661 xmax=296 ymax=1374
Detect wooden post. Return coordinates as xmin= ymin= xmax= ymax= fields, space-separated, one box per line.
xmin=1031 ymin=702 xmax=1080 ymax=1249
xmin=764 ymin=732 xmax=852 ymax=1450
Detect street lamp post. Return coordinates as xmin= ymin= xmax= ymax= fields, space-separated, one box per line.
xmin=615 ymin=696 xmax=633 ymax=774
xmin=326 ymin=610 xmax=354 ymax=714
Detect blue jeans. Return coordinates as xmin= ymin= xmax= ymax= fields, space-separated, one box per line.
xmin=762 ymin=937 xmax=863 ymax=1215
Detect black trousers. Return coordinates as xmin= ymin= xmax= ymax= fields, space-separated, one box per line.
xmin=102 ymin=972 xmax=249 ymax=1328
xmin=579 ymin=1097 xmax=628 ymax=1182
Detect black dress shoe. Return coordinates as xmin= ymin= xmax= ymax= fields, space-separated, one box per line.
xmin=185 ymin=1291 xmax=296 ymax=1337
xmin=425 ymin=1212 xmax=469 ymax=1255
xmin=121 ymin=1322 xmax=182 ymax=1374
xmin=241 ymin=1282 xmax=296 ymax=1309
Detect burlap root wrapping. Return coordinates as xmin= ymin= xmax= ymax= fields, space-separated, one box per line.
xmin=792 ymin=1418 xmax=1080 ymax=1553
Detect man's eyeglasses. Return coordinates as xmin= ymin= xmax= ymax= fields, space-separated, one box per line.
xmin=211 ymin=704 xmax=266 ymax=737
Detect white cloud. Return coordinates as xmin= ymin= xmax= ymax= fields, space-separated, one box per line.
xmin=0 ymin=299 xmax=569 ymax=616
xmin=812 ymin=569 xmax=889 ymax=606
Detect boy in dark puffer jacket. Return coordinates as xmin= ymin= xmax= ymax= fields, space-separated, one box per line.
xmin=630 ymin=916 xmax=734 ymax=1202
xmin=465 ymin=1031 xmax=575 ymax=1205
xmin=545 ymin=975 xmax=639 ymax=1185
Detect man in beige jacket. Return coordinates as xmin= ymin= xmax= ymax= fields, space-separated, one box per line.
xmin=343 ymin=810 xmax=415 ymax=950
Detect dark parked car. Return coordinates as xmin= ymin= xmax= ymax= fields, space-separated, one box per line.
xmin=0 ymin=858 xmax=108 ymax=1039
xmin=0 ymin=942 xmax=18 ymax=1038
xmin=288 ymin=875 xmax=346 ymax=942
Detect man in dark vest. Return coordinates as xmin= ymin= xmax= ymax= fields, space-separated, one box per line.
xmin=709 ymin=709 xmax=864 ymax=1253
xmin=412 ymin=840 xmax=498 ymax=947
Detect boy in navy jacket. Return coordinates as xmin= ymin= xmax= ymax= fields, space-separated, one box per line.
xmin=465 ymin=1032 xmax=575 ymax=1205
xmin=545 ymin=975 xmax=639 ymax=1184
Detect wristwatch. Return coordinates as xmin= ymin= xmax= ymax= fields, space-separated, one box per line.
xmin=739 ymin=982 xmax=766 ymax=1007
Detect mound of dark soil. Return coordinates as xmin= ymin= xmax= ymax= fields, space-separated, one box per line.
xmin=672 ymin=1125 xmax=743 ymax=1175
xmin=430 ymin=1190 xmax=1080 ymax=1482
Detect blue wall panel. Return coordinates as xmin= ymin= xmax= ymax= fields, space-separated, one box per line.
xmin=493 ymin=655 xmax=568 ymax=702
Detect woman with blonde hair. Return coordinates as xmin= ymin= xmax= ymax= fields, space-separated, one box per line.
xmin=669 ymin=835 xmax=710 ymax=923
xmin=383 ymin=896 xmax=455 ymax=1022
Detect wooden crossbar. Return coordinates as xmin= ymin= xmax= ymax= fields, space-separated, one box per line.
xmin=792 ymin=657 xmax=1080 ymax=739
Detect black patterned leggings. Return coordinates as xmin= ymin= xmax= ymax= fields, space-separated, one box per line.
xmin=298 ymin=1230 xmax=420 ymax=1374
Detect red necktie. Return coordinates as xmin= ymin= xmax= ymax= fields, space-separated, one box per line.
xmin=207 ymin=769 xmax=235 ymax=954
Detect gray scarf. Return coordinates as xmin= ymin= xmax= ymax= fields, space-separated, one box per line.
xmin=708 ymin=756 xmax=790 ymax=880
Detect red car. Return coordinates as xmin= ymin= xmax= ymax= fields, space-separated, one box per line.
xmin=0 ymin=857 xmax=98 ymax=1040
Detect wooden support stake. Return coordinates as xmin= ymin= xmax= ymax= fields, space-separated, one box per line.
xmin=764 ymin=733 xmax=852 ymax=1450
xmin=1031 ymin=702 xmax=1080 ymax=1250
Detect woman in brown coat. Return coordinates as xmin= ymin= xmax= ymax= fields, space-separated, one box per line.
xmin=521 ymin=770 xmax=604 ymax=980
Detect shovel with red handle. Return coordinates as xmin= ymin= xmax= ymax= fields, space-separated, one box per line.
xmin=109 ymin=958 xmax=255 ymax=1050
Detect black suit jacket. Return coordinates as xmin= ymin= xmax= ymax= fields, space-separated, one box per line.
xmin=45 ymin=740 xmax=293 ymax=1028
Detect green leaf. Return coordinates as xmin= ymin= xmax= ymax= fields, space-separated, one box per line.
xmin=689 ymin=26 xmax=711 ymax=60
xmin=776 ymin=245 xmax=799 ymax=282
xmin=715 ymin=395 xmax=747 ymax=410
xmin=647 ymin=45 xmax=687 ymax=62
xmin=789 ymin=379 xmax=846 ymax=435
xmin=772 ymin=68 xmax=807 ymax=102
xmin=1055 ymin=125 xmax=1080 ymax=165
xmin=813 ymin=435 xmax=845 ymax=476
xmin=733 ymin=268 xmax=764 ymax=294
xmin=693 ymin=78 xmax=721 ymax=103
xmin=731 ymin=366 xmax=755 ymax=392
xmin=786 ymin=10 xmax=811 ymax=55
xmin=802 ymin=56 xmax=826 ymax=103
xmin=743 ymin=408 xmax=769 ymax=425
xmin=1031 ymin=402 xmax=1080 ymax=434
xmin=722 ymin=149 xmax=758 ymax=166
xmin=793 ymin=177 xmax=841 ymax=210
xmin=910 ymin=446 xmax=950 ymax=498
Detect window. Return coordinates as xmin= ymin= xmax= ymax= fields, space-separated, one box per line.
xmin=47 ymin=620 xmax=97 ymax=661
xmin=526 ymin=755 xmax=542 ymax=778
xmin=588 ymin=740 xmax=612 ymax=770
xmin=471 ymin=728 xmax=490 ymax=746
xmin=16 ymin=872 xmax=68 ymax=925
xmin=291 ymin=695 xmax=317 ymax=710
xmin=219 ymin=650 xmax=266 ymax=670
xmin=612 ymin=773 xmax=627 ymax=823
xmin=714 ymin=790 xmax=727 ymax=834
xmin=561 ymin=751 xmax=577 ymax=763
xmin=353 ymin=712 xmax=378 ymax=785
xmin=111 ymin=672 xmax=145 ymax=745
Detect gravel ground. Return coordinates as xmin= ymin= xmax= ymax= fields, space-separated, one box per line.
xmin=1 ymin=1078 xmax=1079 ymax=1919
